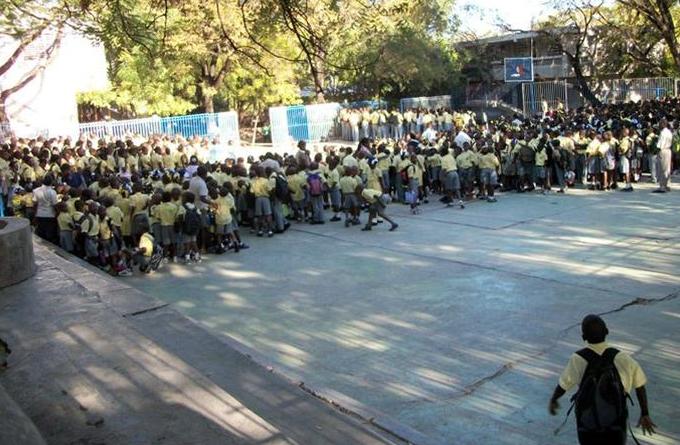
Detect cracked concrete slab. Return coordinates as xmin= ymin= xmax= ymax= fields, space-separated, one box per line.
xmin=127 ymin=181 xmax=680 ymax=445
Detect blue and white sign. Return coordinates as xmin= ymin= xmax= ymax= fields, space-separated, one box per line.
xmin=504 ymin=57 xmax=534 ymax=82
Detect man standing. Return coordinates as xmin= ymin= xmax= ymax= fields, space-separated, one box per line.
xmin=549 ymin=314 xmax=656 ymax=445
xmin=188 ymin=166 xmax=211 ymax=252
xmin=654 ymin=119 xmax=673 ymax=193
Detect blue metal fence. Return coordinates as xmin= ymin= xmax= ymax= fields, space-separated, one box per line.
xmin=78 ymin=111 xmax=240 ymax=142
xmin=269 ymin=103 xmax=341 ymax=147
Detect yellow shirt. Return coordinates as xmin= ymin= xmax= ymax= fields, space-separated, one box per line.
xmin=287 ymin=173 xmax=305 ymax=201
xmin=214 ymin=195 xmax=234 ymax=226
xmin=478 ymin=153 xmax=499 ymax=170
xmin=339 ymin=175 xmax=359 ymax=194
xmin=440 ymin=154 xmax=457 ymax=172
xmin=251 ymin=177 xmax=272 ymax=198
xmin=139 ymin=233 xmax=154 ymax=257
xmin=57 ymin=212 xmax=73 ymax=231
xmin=361 ymin=188 xmax=382 ymax=204
xmin=130 ymin=193 xmax=149 ymax=215
xmin=366 ymin=167 xmax=382 ymax=191
xmin=327 ymin=168 xmax=340 ymax=189
xmin=106 ymin=206 xmax=124 ymax=227
xmin=100 ymin=216 xmax=112 ymax=240
xmin=81 ymin=214 xmax=100 ymax=237
xmin=456 ymin=151 xmax=477 ymax=169
xmin=558 ymin=342 xmax=647 ymax=395
xmin=157 ymin=202 xmax=179 ymax=226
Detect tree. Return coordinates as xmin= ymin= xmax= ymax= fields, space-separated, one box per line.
xmin=508 ymin=0 xmax=605 ymax=105
xmin=0 ymin=1 xmax=70 ymax=123
xmin=616 ymin=0 xmax=680 ymax=74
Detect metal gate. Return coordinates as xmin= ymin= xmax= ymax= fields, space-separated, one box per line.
xmin=77 ymin=111 xmax=240 ymax=141
xmin=521 ymin=80 xmax=584 ymax=116
xmin=268 ymin=103 xmax=341 ymax=147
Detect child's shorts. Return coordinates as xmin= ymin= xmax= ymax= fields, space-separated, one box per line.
xmin=160 ymin=225 xmax=174 ymax=245
xmin=215 ymin=223 xmax=233 ymax=235
xmin=343 ymin=193 xmax=360 ymax=210
xmin=59 ymin=230 xmax=74 ymax=252
xmin=480 ymin=168 xmax=498 ymax=186
xmin=534 ymin=166 xmax=546 ymax=179
xmin=152 ymin=222 xmax=161 ymax=241
xmin=619 ymin=157 xmax=630 ymax=174
xmin=100 ymin=238 xmax=118 ymax=256
xmin=329 ymin=187 xmax=341 ymax=208
xmin=85 ymin=236 xmax=99 ymax=258
xmin=254 ymin=197 xmax=272 ymax=217
xmin=444 ymin=170 xmax=461 ymax=191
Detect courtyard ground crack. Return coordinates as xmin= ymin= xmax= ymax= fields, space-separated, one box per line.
xmin=427 ymin=290 xmax=680 ymax=404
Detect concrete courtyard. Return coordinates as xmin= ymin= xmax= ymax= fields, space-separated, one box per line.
xmin=128 ymin=182 xmax=680 ymax=445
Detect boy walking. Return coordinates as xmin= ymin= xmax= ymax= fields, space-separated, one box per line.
xmin=549 ymin=314 xmax=656 ymax=445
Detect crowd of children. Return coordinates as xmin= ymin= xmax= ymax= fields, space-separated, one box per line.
xmin=1 ymin=98 xmax=678 ymax=277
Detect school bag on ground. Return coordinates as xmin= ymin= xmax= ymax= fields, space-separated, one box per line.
xmin=182 ymin=206 xmax=202 ymax=236
xmin=307 ymin=173 xmax=323 ymax=197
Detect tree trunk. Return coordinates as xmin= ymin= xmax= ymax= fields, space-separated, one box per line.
xmin=203 ymin=91 xmax=215 ymax=114
xmin=567 ymin=54 xmax=601 ymax=106
xmin=313 ymin=61 xmax=326 ymax=103
xmin=0 ymin=100 xmax=9 ymax=125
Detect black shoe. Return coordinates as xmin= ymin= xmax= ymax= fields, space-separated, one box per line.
xmin=389 ymin=223 xmax=399 ymax=231
xmin=330 ymin=216 xmax=341 ymax=222
xmin=361 ymin=226 xmax=372 ymax=231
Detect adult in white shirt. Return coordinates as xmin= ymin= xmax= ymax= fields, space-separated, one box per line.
xmin=654 ymin=119 xmax=673 ymax=193
xmin=32 ymin=174 xmax=59 ymax=243
xmin=454 ymin=129 xmax=472 ymax=149
xmin=422 ymin=124 xmax=438 ymax=144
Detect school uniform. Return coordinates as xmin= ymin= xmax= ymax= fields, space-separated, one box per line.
xmin=339 ymin=175 xmax=360 ymax=210
xmin=478 ymin=153 xmax=499 ymax=186
xmin=251 ymin=177 xmax=272 ymax=217
xmin=57 ymin=212 xmax=74 ymax=252
xmin=440 ymin=154 xmax=460 ymax=191
xmin=558 ymin=342 xmax=647 ymax=445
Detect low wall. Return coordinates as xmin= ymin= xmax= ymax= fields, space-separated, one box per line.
xmin=0 ymin=218 xmax=36 ymax=288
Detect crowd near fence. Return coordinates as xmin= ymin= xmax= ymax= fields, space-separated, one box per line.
xmin=521 ymin=77 xmax=679 ymax=116
xmin=399 ymin=95 xmax=454 ymax=112
xmin=3 ymin=76 xmax=679 ymax=153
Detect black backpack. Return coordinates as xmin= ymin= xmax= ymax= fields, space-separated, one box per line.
xmin=274 ymin=173 xmax=289 ymax=202
xmin=573 ymin=348 xmax=628 ymax=433
xmin=182 ymin=206 xmax=202 ymax=236
xmin=519 ymin=144 xmax=535 ymax=163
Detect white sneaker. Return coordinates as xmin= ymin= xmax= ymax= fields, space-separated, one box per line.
xmin=194 ymin=253 xmax=202 ymax=263
xmin=184 ymin=254 xmax=191 ymax=263
xmin=118 ymin=269 xmax=133 ymax=277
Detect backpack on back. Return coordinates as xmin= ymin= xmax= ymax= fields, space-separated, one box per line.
xmin=182 ymin=206 xmax=202 ymax=236
xmin=573 ymin=348 xmax=628 ymax=434
xmin=274 ymin=173 xmax=289 ymax=201
xmin=519 ymin=144 xmax=535 ymax=163
xmin=307 ymin=173 xmax=323 ymax=197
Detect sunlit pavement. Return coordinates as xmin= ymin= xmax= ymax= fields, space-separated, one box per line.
xmin=0 ymin=246 xmax=399 ymax=444
xmin=128 ymin=179 xmax=680 ymax=445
